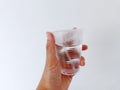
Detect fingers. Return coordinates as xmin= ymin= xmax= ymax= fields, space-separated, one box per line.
xmin=82 ymin=45 xmax=88 ymax=51
xmin=80 ymin=44 xmax=88 ymax=66
xmin=46 ymin=32 xmax=57 ymax=67
xmin=80 ymin=56 xmax=85 ymax=66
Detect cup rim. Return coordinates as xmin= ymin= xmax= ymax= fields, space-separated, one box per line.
xmin=51 ymin=28 xmax=82 ymax=33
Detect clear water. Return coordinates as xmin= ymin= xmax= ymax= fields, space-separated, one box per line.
xmin=55 ymin=44 xmax=82 ymax=75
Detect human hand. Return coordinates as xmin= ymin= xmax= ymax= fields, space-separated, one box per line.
xmin=36 ymin=32 xmax=88 ymax=90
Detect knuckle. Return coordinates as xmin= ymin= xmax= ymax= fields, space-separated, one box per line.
xmin=46 ymin=41 xmax=53 ymax=51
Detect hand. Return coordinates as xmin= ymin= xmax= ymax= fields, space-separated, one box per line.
xmin=36 ymin=32 xmax=88 ymax=90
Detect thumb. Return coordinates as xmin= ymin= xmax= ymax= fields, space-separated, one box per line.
xmin=46 ymin=32 xmax=57 ymax=67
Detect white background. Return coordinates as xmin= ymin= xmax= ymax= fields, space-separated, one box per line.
xmin=0 ymin=0 xmax=120 ymax=90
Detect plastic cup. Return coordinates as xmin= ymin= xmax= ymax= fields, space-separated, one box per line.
xmin=52 ymin=28 xmax=83 ymax=76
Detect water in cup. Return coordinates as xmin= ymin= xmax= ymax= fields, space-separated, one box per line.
xmin=55 ymin=43 xmax=82 ymax=76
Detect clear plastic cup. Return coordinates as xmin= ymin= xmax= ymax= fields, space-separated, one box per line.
xmin=52 ymin=28 xmax=83 ymax=76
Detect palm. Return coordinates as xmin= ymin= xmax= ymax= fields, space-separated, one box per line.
xmin=43 ymin=60 xmax=73 ymax=90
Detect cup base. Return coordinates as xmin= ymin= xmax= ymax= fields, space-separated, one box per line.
xmin=61 ymin=68 xmax=79 ymax=76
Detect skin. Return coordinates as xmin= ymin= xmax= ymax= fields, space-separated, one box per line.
xmin=36 ymin=32 xmax=88 ymax=90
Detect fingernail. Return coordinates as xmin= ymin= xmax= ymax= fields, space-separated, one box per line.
xmin=46 ymin=32 xmax=52 ymax=41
